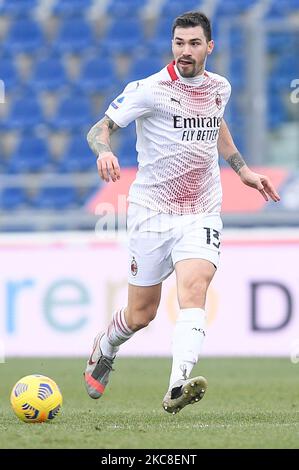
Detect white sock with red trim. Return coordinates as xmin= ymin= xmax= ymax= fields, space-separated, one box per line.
xmin=100 ymin=308 xmax=134 ymax=358
xmin=169 ymin=308 xmax=206 ymax=389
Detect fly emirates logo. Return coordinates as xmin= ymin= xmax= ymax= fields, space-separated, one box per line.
xmin=173 ymin=115 xmax=221 ymax=142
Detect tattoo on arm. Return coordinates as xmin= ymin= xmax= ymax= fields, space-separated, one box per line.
xmin=87 ymin=116 xmax=119 ymax=157
xmin=227 ymin=152 xmax=246 ymax=174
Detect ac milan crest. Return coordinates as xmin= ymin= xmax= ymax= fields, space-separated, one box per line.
xmin=215 ymin=93 xmax=222 ymax=109
xmin=131 ymin=256 xmax=138 ymax=276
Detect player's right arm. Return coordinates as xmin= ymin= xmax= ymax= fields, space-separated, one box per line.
xmin=87 ymin=115 xmax=120 ymax=183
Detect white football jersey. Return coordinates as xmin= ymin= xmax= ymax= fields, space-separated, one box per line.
xmin=105 ymin=61 xmax=231 ymax=215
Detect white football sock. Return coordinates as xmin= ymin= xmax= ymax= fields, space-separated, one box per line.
xmin=169 ymin=308 xmax=206 ymax=389
xmin=100 ymin=308 xmax=134 ymax=358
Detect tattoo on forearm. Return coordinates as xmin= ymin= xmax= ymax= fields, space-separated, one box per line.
xmin=107 ymin=117 xmax=116 ymax=130
xmin=227 ymin=152 xmax=246 ymax=174
xmin=87 ymin=116 xmax=119 ymax=157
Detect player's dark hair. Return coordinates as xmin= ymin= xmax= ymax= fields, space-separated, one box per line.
xmin=172 ymin=11 xmax=212 ymax=42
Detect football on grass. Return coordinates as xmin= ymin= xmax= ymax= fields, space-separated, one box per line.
xmin=10 ymin=374 xmax=62 ymax=423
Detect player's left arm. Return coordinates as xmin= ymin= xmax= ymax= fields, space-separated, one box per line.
xmin=218 ymin=119 xmax=280 ymax=202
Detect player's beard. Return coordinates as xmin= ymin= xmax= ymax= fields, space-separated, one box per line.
xmin=177 ymin=58 xmax=205 ymax=78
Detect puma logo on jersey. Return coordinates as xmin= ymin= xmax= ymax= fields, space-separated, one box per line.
xmin=171 ymin=97 xmax=181 ymax=105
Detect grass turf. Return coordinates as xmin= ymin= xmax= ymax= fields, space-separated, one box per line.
xmin=0 ymin=357 xmax=298 ymax=449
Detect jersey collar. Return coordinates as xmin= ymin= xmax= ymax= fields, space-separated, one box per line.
xmin=167 ymin=60 xmax=209 ymax=85
xmin=166 ymin=61 xmax=179 ymax=81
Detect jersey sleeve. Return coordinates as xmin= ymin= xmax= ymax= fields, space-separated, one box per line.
xmin=222 ymin=78 xmax=232 ymax=107
xmin=105 ymin=80 xmax=153 ymax=128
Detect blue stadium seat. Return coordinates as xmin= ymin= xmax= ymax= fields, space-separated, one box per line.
xmin=267 ymin=94 xmax=287 ymax=129
xmin=214 ymin=0 xmax=257 ymax=16
xmin=126 ymin=56 xmax=164 ymax=81
xmin=53 ymin=0 xmax=92 ymax=16
xmin=30 ymin=55 xmax=68 ymax=91
xmin=266 ymin=4 xmax=287 ymax=18
xmin=290 ymin=0 xmax=299 ymax=7
xmin=0 ymin=146 xmax=7 ymax=172
xmin=0 ymin=224 xmax=36 ymax=232
xmin=149 ymin=17 xmax=174 ymax=54
xmin=33 ymin=187 xmax=78 ymax=210
xmin=53 ymin=18 xmax=95 ymax=53
xmin=228 ymin=128 xmax=245 ymax=155
xmin=3 ymin=19 xmax=44 ymax=54
xmin=265 ymin=0 xmax=299 ymax=18
xmin=0 ymin=0 xmax=38 ymax=16
xmin=0 ymin=55 xmax=20 ymax=91
xmin=50 ymin=93 xmax=94 ymax=131
xmin=161 ymin=0 xmax=203 ymax=17
xmin=266 ymin=31 xmax=298 ymax=53
xmin=273 ymin=0 xmax=299 ymax=6
xmin=97 ymin=92 xmax=131 ymax=119
xmin=224 ymin=98 xmax=246 ymax=153
xmin=205 ymin=53 xmax=216 ymax=72
xmin=75 ymin=56 xmax=118 ymax=93
xmin=107 ymin=0 xmax=146 ymax=17
xmin=59 ymin=135 xmax=95 ymax=172
xmin=228 ymin=28 xmax=245 ymax=52
xmin=0 ymin=187 xmax=28 ymax=210
xmin=7 ymin=135 xmax=52 ymax=173
xmin=270 ymin=53 xmax=299 ymax=90
xmin=118 ymin=135 xmax=137 ymax=167
xmin=6 ymin=96 xmax=44 ymax=130
xmin=229 ymin=56 xmax=246 ymax=90
xmin=101 ymin=19 xmax=145 ymax=54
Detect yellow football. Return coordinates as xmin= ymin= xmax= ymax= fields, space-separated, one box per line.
xmin=10 ymin=374 xmax=62 ymax=423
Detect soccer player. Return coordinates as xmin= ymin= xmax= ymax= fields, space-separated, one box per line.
xmin=84 ymin=11 xmax=280 ymax=414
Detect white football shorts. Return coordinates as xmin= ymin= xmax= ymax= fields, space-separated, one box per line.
xmin=127 ymin=203 xmax=223 ymax=286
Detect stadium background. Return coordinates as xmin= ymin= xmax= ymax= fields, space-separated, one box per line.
xmin=0 ymin=0 xmax=298 ymax=359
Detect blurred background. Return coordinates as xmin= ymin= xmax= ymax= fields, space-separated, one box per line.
xmin=0 ymin=0 xmax=298 ymax=359
xmin=0 ymin=0 xmax=298 ymax=230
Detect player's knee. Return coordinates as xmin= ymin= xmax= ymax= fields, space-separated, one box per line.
xmin=179 ymin=278 xmax=209 ymax=306
xmin=127 ymin=305 xmax=158 ymax=332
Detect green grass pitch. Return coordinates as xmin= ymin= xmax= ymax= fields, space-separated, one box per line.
xmin=0 ymin=357 xmax=298 ymax=449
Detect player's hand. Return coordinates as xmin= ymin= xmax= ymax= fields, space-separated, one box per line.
xmin=239 ymin=167 xmax=280 ymax=202
xmin=97 ymin=152 xmax=121 ymax=183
